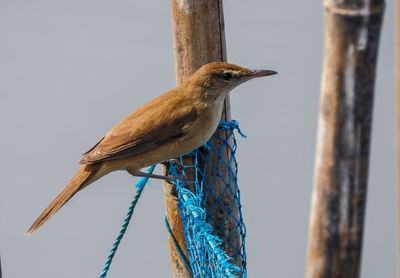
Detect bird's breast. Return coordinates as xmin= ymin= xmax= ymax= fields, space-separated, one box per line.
xmin=178 ymin=101 xmax=224 ymax=152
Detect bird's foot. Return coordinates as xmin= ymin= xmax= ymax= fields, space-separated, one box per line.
xmin=127 ymin=169 xmax=178 ymax=183
xmin=162 ymin=159 xmax=185 ymax=173
xmin=160 ymin=161 xmax=188 ymax=197
xmin=161 ymin=159 xmax=187 ymax=183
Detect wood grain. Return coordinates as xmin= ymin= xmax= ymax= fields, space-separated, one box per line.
xmin=165 ymin=0 xmax=242 ymax=277
xmin=305 ymin=1 xmax=384 ymax=278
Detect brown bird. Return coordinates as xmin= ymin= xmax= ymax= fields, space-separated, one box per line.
xmin=26 ymin=62 xmax=276 ymax=236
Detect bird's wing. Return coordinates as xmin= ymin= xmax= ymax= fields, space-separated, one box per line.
xmin=79 ymin=100 xmax=198 ymax=164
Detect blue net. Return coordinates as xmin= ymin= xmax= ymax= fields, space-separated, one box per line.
xmin=168 ymin=120 xmax=247 ymax=278
xmin=101 ymin=120 xmax=246 ymax=278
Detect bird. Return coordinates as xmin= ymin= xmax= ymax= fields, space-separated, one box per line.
xmin=26 ymin=62 xmax=276 ymax=236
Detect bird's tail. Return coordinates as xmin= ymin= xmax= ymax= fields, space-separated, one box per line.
xmin=25 ymin=164 xmax=101 ymax=236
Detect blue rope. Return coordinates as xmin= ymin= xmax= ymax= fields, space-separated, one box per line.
xmin=164 ymin=215 xmax=193 ymax=276
xmin=219 ymin=120 xmax=247 ymax=138
xmin=167 ymin=121 xmax=246 ymax=278
xmin=99 ymin=120 xmax=246 ymax=277
xmin=168 ymin=120 xmax=247 ymax=278
xmin=99 ymin=165 xmax=155 ymax=278
xmin=174 ymin=184 xmax=241 ymax=277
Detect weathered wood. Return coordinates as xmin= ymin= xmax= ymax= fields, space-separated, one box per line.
xmin=164 ymin=0 xmax=242 ymax=277
xmin=164 ymin=165 xmax=192 ymax=278
xmin=305 ymin=1 xmax=384 ymax=278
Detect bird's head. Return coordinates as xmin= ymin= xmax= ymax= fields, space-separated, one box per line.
xmin=188 ymin=62 xmax=277 ymax=101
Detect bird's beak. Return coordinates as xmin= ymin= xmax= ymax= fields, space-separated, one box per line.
xmin=250 ymin=69 xmax=278 ymax=78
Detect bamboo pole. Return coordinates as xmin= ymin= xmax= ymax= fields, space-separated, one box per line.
xmin=305 ymin=1 xmax=385 ymax=277
xmin=164 ymin=0 xmax=242 ymax=277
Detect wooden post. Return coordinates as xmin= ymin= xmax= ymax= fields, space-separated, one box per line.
xmin=305 ymin=1 xmax=385 ymax=278
xmin=164 ymin=0 xmax=242 ymax=277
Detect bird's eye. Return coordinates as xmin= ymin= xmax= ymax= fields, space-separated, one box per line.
xmin=221 ymin=72 xmax=234 ymax=81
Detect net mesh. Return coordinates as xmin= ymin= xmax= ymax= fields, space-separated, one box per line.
xmin=168 ymin=120 xmax=247 ymax=278
xmin=100 ymin=121 xmax=247 ymax=278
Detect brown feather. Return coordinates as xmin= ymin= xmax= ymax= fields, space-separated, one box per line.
xmin=79 ymin=90 xmax=198 ymax=164
xmin=26 ymin=62 xmax=276 ymax=236
xmin=25 ymin=164 xmax=100 ymax=236
xmin=82 ymin=136 xmax=104 ymax=155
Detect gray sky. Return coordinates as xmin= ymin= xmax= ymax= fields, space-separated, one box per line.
xmin=0 ymin=0 xmax=396 ymax=277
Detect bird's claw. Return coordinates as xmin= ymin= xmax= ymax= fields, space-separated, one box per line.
xmin=167 ymin=175 xmax=184 ymax=198
xmin=162 ymin=159 xmax=185 ymax=172
xmin=167 ymin=174 xmax=188 ymax=184
xmin=162 ymin=161 xmax=186 ymax=198
xmin=167 ymin=175 xmax=179 ymax=182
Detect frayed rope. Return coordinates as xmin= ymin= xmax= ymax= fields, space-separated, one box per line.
xmin=166 ymin=120 xmax=246 ymax=278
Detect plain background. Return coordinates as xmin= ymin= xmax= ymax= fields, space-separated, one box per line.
xmin=0 ymin=0 xmax=396 ymax=277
